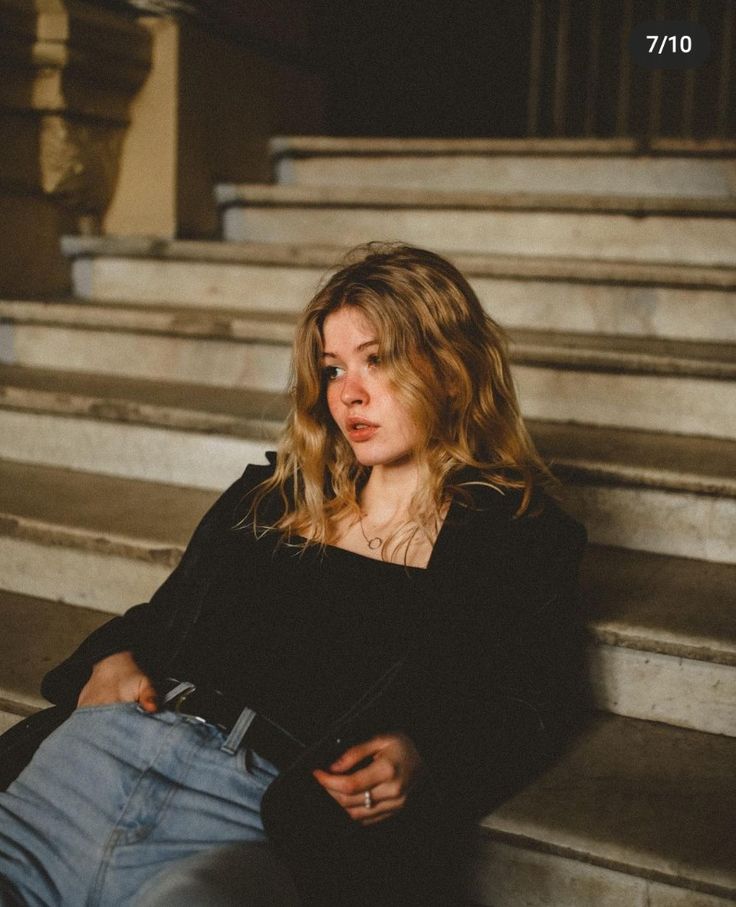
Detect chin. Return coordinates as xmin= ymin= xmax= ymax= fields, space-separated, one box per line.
xmin=352 ymin=447 xmax=414 ymax=469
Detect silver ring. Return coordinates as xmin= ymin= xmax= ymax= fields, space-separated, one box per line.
xmin=364 ymin=790 xmax=373 ymax=809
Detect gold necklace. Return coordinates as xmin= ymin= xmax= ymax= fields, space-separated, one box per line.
xmin=358 ymin=513 xmax=383 ymax=550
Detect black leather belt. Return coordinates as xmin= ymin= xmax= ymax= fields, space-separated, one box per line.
xmin=160 ymin=679 xmax=306 ymax=773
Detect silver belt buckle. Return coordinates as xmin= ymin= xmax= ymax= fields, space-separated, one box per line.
xmin=172 ymin=687 xmax=207 ymax=725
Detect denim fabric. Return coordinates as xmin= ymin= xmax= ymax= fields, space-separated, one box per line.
xmin=0 ymin=702 xmax=279 ymax=907
xmin=135 ymin=841 xmax=301 ymax=907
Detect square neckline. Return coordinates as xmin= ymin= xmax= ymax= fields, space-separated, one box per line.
xmin=300 ymin=495 xmax=459 ymax=573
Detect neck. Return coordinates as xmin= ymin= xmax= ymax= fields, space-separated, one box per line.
xmin=360 ymin=459 xmax=419 ymax=519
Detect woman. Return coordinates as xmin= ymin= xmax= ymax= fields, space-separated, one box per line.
xmin=0 ymin=243 xmax=587 ymax=906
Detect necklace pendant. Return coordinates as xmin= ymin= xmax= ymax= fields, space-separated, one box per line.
xmin=367 ymin=537 xmax=382 ymax=550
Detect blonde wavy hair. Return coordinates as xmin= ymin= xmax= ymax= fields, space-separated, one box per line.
xmin=241 ymin=242 xmax=557 ymax=563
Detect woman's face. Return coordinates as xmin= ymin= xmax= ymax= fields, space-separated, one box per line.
xmin=321 ymin=307 xmax=422 ymax=469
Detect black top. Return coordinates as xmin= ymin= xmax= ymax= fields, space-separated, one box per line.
xmin=170 ymin=535 xmax=427 ymax=745
xmin=41 ymin=456 xmax=588 ymax=827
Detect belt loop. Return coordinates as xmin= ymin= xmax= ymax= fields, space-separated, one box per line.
xmin=221 ymin=704 xmax=257 ymax=755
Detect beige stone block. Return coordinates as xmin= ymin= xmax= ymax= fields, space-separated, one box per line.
xmin=9 ymin=323 xmax=293 ymax=392
xmin=0 ymin=534 xmax=169 ymax=614
xmin=473 ymin=277 xmax=736 ymax=343
xmin=466 ymin=839 xmax=649 ymax=907
xmin=0 ymin=408 xmax=270 ymax=490
xmin=223 ymin=205 xmax=736 ymax=266
xmin=589 ymin=644 xmax=736 ymax=736
xmin=104 ymin=16 xmax=178 ymax=237
xmin=71 ymin=256 xmax=322 ymax=311
xmin=69 ymin=251 xmax=736 ymax=343
xmin=279 ymin=153 xmax=736 ymax=197
xmin=563 ymin=485 xmax=736 ymax=564
xmin=466 ymin=839 xmax=736 ymax=907
xmin=105 ymin=17 xmax=324 ymax=238
xmin=0 ymin=588 xmax=111 ymax=711
xmin=0 ymin=1 xmax=151 ymax=293
xmin=0 ymin=0 xmax=151 ymax=120
xmin=483 ymin=716 xmax=736 ymax=897
xmin=516 ymin=367 xmax=736 ymax=440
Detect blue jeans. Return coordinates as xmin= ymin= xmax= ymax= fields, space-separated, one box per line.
xmin=0 ymin=701 xmax=280 ymax=906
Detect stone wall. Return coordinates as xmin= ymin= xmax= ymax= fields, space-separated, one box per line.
xmin=106 ymin=15 xmax=324 ymax=239
xmin=0 ymin=0 xmax=152 ymax=294
xmin=0 ymin=0 xmax=325 ymax=295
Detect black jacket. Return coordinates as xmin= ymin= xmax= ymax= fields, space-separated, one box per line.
xmin=4 ymin=453 xmax=588 ymax=905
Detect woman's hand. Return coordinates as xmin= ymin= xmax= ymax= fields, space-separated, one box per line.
xmin=76 ymin=650 xmax=158 ymax=712
xmin=312 ymin=732 xmax=426 ymax=827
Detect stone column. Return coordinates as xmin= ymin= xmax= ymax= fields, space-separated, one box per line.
xmin=0 ymin=0 xmax=151 ymax=295
xmin=105 ymin=9 xmax=325 ymax=239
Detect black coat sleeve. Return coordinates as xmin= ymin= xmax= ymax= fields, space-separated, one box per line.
xmin=41 ymin=458 xmax=276 ymax=707
xmin=397 ymin=501 xmax=588 ymax=819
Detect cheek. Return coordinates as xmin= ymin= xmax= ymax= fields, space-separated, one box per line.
xmin=376 ymin=390 xmax=418 ymax=436
xmin=325 ymin=384 xmax=341 ymax=421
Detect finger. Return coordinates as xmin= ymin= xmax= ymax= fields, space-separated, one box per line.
xmin=360 ymin=811 xmax=399 ymax=827
xmin=136 ymin=678 xmax=159 ymax=713
xmin=313 ymin=759 xmax=391 ymax=796
xmin=346 ymin=795 xmax=405 ymax=822
xmin=328 ymin=736 xmax=387 ymax=772
xmin=336 ymin=778 xmax=406 ymax=809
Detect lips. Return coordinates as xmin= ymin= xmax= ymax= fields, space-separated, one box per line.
xmin=346 ymin=416 xmax=378 ymax=442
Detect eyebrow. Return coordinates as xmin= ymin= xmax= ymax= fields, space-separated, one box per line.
xmin=321 ymin=339 xmax=379 ymax=359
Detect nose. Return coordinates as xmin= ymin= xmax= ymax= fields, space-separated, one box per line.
xmin=340 ymin=371 xmax=368 ymax=406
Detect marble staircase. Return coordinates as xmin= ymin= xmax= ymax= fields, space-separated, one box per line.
xmin=0 ymin=137 xmax=734 ymax=905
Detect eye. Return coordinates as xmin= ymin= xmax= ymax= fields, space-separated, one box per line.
xmin=323 ymin=365 xmax=343 ymax=381
xmin=367 ymin=354 xmax=381 ymax=367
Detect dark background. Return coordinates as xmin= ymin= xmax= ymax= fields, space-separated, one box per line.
xmin=92 ymin=0 xmax=735 ymax=139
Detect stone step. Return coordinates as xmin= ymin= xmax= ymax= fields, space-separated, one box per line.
xmin=513 ymin=331 xmax=736 ymax=441
xmin=0 ymin=589 xmax=733 ymax=904
xmin=537 ymin=422 xmax=736 ymax=565
xmin=0 ymin=363 xmax=284 ymax=489
xmin=270 ymin=135 xmax=736 ymax=197
xmin=581 ymin=546 xmax=736 ymax=737
xmin=2 ymin=301 xmax=734 ymax=439
xmin=0 ymin=588 xmax=111 ymax=730
xmin=0 ymin=404 xmax=733 ymax=571
xmin=0 ymin=298 xmax=296 ymax=394
xmin=0 ymin=364 xmax=733 ymax=563
xmin=216 ymin=183 xmax=736 ymax=266
xmin=0 ymin=458 xmax=220 ymax=613
xmin=0 ymin=468 xmax=734 ymax=736
xmin=62 ymin=236 xmax=736 ymax=344
xmin=468 ymin=714 xmax=736 ymax=907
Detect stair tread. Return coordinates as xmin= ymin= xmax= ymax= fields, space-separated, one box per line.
xmin=269 ymin=135 xmax=736 ymax=158
xmin=0 ymin=588 xmax=111 ymax=713
xmin=0 ymin=364 xmax=734 ymax=493
xmin=0 ymin=362 xmax=288 ymax=432
xmin=4 ymin=299 xmax=736 ymax=379
xmin=0 ymin=298 xmax=298 ymax=342
xmin=0 ymin=458 xmax=217 ymax=563
xmin=511 ymin=329 xmax=736 ymax=378
xmin=582 ymin=546 xmax=736 ymax=665
xmin=534 ymin=421 xmax=736 ymax=496
xmin=61 ymin=236 xmax=736 ymax=290
xmin=482 ymin=713 xmax=736 ymax=897
xmin=215 ymin=182 xmax=736 ymax=216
